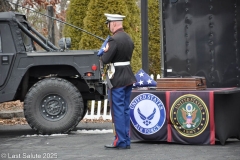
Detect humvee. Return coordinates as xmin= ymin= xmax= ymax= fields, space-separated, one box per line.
xmin=0 ymin=11 xmax=107 ymax=134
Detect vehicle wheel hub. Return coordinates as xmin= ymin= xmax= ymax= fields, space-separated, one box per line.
xmin=40 ymin=94 xmax=67 ymax=121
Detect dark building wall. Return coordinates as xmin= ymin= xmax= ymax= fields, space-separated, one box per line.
xmin=162 ymin=0 xmax=240 ymax=88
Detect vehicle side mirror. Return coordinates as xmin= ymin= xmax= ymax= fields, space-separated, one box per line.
xmin=58 ymin=37 xmax=71 ymax=51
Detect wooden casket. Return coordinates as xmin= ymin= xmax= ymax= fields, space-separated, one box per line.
xmin=156 ymin=77 xmax=207 ymax=90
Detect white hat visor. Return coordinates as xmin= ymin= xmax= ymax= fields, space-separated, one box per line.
xmin=104 ymin=13 xmax=125 ymax=23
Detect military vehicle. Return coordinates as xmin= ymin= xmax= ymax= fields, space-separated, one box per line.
xmin=0 ymin=11 xmax=107 ymax=134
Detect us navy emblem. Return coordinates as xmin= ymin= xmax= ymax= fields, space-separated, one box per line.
xmin=170 ymin=94 xmax=209 ymax=137
xmin=130 ymin=93 xmax=166 ymax=135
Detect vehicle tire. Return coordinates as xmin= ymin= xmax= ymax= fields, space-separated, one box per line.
xmin=24 ymin=77 xmax=84 ymax=134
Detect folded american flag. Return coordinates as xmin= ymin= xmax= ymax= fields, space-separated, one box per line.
xmin=97 ymin=35 xmax=110 ymax=56
xmin=133 ymin=69 xmax=157 ymax=87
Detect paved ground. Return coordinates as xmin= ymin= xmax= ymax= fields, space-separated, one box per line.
xmin=0 ymin=123 xmax=240 ymax=160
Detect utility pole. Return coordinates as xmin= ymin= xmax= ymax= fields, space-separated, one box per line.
xmin=141 ymin=0 xmax=149 ymax=74
xmin=47 ymin=5 xmax=55 ymax=45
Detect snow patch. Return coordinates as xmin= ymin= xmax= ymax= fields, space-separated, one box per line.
xmin=72 ymin=129 xmax=113 ymax=134
xmin=21 ymin=134 xmax=68 ymax=137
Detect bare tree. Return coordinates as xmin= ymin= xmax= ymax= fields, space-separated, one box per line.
xmin=1 ymin=0 xmax=68 ymax=45
xmin=21 ymin=0 xmax=68 ymax=40
xmin=0 ymin=0 xmax=13 ymax=12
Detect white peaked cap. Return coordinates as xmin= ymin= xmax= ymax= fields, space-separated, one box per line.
xmin=104 ymin=13 xmax=125 ymax=22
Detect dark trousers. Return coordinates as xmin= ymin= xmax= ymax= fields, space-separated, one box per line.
xmin=110 ymin=85 xmax=132 ymax=147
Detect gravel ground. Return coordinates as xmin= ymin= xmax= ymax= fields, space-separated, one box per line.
xmin=0 ymin=100 xmax=23 ymax=111
xmin=0 ymin=101 xmax=26 ymax=125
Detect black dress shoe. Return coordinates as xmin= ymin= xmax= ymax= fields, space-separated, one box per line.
xmin=104 ymin=144 xmax=128 ymax=149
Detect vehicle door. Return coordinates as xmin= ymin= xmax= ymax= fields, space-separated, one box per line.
xmin=0 ymin=23 xmax=16 ymax=88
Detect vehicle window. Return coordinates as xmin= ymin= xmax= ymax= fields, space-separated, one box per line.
xmin=0 ymin=31 xmax=2 ymax=52
xmin=0 ymin=23 xmax=15 ymax=53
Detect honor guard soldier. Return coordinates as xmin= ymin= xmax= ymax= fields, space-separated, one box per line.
xmin=101 ymin=13 xmax=137 ymax=149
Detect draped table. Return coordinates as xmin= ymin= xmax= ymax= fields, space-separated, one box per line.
xmin=129 ymin=88 xmax=240 ymax=145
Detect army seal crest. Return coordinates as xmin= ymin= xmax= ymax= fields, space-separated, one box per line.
xmin=170 ymin=94 xmax=209 ymax=137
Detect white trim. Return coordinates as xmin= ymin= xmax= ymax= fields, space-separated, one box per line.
xmin=114 ymin=61 xmax=130 ymax=66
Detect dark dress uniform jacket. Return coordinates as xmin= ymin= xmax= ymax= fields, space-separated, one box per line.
xmin=101 ymin=28 xmax=136 ymax=88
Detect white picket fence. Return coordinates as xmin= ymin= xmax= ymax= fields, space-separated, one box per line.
xmin=83 ymin=74 xmax=161 ymax=120
xmin=83 ymin=99 xmax=112 ymax=120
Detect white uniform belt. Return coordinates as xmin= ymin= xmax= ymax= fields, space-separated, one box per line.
xmin=114 ymin=61 xmax=130 ymax=66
